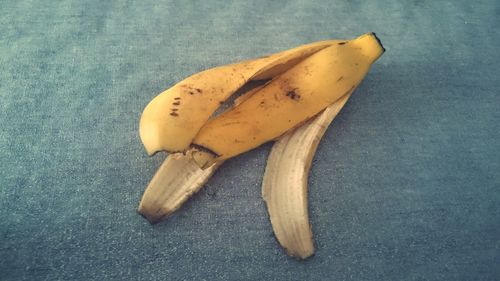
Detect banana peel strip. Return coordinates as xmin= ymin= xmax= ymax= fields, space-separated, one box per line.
xmin=262 ymin=92 xmax=352 ymax=259
xmin=138 ymin=154 xmax=222 ymax=224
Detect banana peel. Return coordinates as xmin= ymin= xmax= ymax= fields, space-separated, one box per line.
xmin=138 ymin=33 xmax=384 ymax=259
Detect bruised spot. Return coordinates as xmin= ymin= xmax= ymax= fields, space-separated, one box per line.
xmin=337 ymin=76 xmax=344 ymax=82
xmin=188 ymin=91 xmax=195 ymax=95
xmin=260 ymin=101 xmax=265 ymax=105
xmin=338 ymin=42 xmax=346 ymax=45
xmin=171 ymin=108 xmax=179 ymax=111
xmin=173 ymin=101 xmax=180 ymax=105
xmin=170 ymin=112 xmax=179 ymax=117
xmin=195 ymin=88 xmax=202 ymax=93
xmin=219 ymin=101 xmax=224 ymax=105
xmin=174 ymin=97 xmax=181 ymax=100
xmin=285 ymin=89 xmax=301 ymax=101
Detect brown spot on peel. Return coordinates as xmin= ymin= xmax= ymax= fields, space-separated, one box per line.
xmin=285 ymin=89 xmax=301 ymax=101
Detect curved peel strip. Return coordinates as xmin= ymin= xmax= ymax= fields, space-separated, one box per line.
xmin=138 ymin=153 xmax=221 ymax=224
xmin=262 ymin=92 xmax=352 ymax=259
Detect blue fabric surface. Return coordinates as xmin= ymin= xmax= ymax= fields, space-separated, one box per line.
xmin=1 ymin=0 xmax=499 ymax=280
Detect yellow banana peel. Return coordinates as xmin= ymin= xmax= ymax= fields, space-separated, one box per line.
xmin=138 ymin=33 xmax=385 ymax=259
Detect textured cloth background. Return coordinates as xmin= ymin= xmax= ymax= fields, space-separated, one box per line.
xmin=1 ymin=0 xmax=499 ymax=280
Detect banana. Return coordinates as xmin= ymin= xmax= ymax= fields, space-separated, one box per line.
xmin=140 ymin=40 xmax=339 ymax=155
xmin=138 ymin=33 xmax=384 ymax=259
xmin=262 ymin=92 xmax=352 ymax=259
xmin=190 ymin=33 xmax=384 ymax=168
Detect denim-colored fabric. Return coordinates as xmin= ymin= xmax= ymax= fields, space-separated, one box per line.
xmin=1 ymin=1 xmax=499 ymax=280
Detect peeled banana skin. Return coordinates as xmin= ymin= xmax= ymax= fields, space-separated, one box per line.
xmin=138 ymin=33 xmax=384 ymax=258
